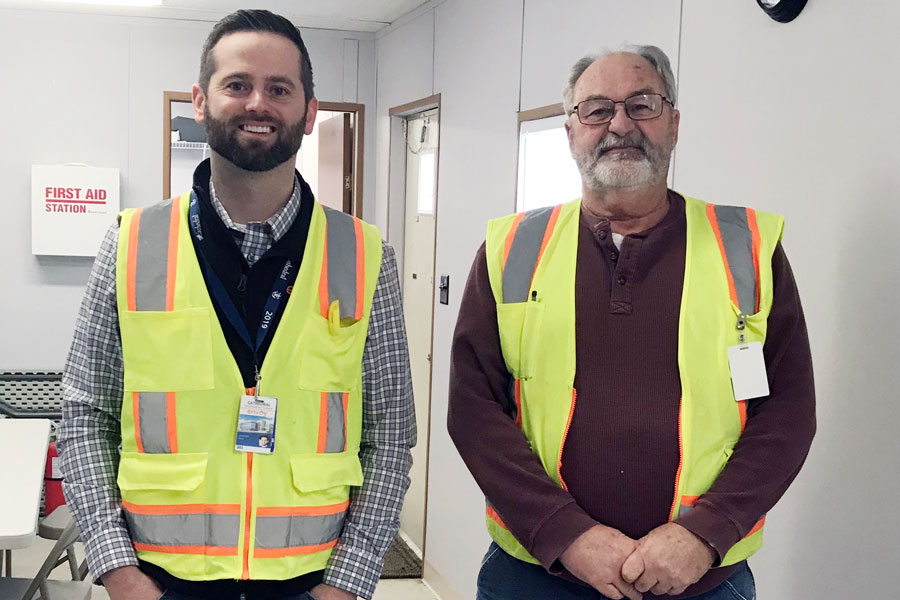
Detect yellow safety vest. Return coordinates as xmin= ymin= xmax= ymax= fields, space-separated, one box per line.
xmin=114 ymin=191 xmax=382 ymax=580
xmin=483 ymin=196 xmax=783 ymax=567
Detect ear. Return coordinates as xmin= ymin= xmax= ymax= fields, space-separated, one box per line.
xmin=304 ymin=97 xmax=319 ymax=135
xmin=565 ymin=118 xmax=576 ymax=156
xmin=192 ymin=84 xmax=206 ymax=124
xmin=671 ymin=108 xmax=680 ymax=145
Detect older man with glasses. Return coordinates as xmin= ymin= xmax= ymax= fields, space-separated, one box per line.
xmin=449 ymin=46 xmax=816 ymax=600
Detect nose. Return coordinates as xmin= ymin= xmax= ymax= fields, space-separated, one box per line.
xmin=607 ymin=103 xmax=636 ymax=136
xmin=244 ymin=88 xmax=268 ymax=113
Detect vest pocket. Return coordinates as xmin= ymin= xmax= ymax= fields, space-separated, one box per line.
xmin=496 ymin=301 xmax=545 ymax=379
xmin=290 ymin=452 xmax=364 ymax=493
xmin=297 ymin=315 xmax=366 ymax=392
xmin=120 ymin=308 xmax=215 ymax=392
xmin=117 ymin=451 xmax=208 ymax=492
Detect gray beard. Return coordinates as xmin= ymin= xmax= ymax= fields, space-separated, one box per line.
xmin=575 ymin=131 xmax=673 ymax=193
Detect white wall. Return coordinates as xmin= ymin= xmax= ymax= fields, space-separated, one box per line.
xmin=0 ymin=7 xmax=375 ymax=370
xmin=374 ymin=1 xmax=900 ymax=599
xmin=675 ymin=1 xmax=900 ymax=598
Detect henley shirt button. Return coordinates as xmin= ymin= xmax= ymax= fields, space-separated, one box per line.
xmin=610 ymin=252 xmax=619 ymax=261
xmin=598 ymin=230 xmax=608 ymax=240
xmin=617 ymin=276 xmax=627 ymax=285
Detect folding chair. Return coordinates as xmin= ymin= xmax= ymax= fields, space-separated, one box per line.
xmin=37 ymin=507 xmax=87 ymax=582
xmin=0 ymin=519 xmax=91 ymax=600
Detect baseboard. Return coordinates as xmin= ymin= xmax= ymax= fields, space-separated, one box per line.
xmin=397 ymin=528 xmax=424 ymax=560
xmin=423 ymin=560 xmax=463 ymax=600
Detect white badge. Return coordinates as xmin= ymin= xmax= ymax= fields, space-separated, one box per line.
xmin=727 ymin=342 xmax=770 ymax=401
xmin=236 ymin=394 xmax=278 ymax=454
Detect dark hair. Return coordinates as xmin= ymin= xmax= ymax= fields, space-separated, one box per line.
xmin=199 ymin=9 xmax=314 ymax=103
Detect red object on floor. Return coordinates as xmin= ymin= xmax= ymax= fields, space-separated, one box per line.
xmin=44 ymin=441 xmax=65 ymax=514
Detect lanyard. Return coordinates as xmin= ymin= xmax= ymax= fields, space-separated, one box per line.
xmin=188 ymin=195 xmax=295 ymax=370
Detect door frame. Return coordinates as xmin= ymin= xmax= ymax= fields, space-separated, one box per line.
xmin=387 ymin=93 xmax=441 ymax=562
xmin=319 ymin=101 xmax=365 ymax=217
xmin=162 ymin=94 xmax=365 ymax=217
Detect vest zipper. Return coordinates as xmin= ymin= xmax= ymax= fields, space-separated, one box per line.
xmin=241 ymin=386 xmax=256 ymax=580
xmin=556 ymin=388 xmax=577 ymax=492
xmin=669 ymin=397 xmax=685 ymax=521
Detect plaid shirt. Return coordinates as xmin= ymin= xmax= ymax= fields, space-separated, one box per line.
xmin=57 ymin=177 xmax=416 ymax=600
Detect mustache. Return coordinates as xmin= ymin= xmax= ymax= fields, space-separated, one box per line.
xmin=595 ymin=132 xmax=649 ymax=158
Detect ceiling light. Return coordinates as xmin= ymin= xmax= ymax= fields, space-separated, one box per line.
xmin=45 ymin=0 xmax=163 ymax=7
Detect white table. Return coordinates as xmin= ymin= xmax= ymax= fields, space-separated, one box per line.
xmin=0 ymin=419 xmax=51 ymax=576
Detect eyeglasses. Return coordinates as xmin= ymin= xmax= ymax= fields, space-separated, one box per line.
xmin=572 ymin=93 xmax=674 ymax=125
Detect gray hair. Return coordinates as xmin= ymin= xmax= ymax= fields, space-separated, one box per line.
xmin=562 ymin=45 xmax=677 ymax=116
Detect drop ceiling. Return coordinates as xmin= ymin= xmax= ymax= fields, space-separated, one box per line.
xmin=0 ymin=0 xmax=432 ymax=32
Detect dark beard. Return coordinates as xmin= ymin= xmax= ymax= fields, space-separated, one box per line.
xmin=204 ymin=107 xmax=307 ymax=172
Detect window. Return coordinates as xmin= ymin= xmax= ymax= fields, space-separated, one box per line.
xmin=516 ymin=109 xmax=582 ymax=213
xmin=417 ymin=149 xmax=436 ymax=215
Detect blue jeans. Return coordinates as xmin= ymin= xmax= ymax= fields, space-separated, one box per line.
xmin=159 ymin=592 xmax=314 ymax=600
xmin=476 ymin=542 xmax=756 ymax=600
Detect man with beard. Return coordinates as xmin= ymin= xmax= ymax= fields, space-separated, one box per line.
xmin=58 ymin=10 xmax=415 ymax=600
xmin=448 ymin=46 xmax=815 ymax=600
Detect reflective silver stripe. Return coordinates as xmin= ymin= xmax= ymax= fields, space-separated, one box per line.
xmin=138 ymin=392 xmax=170 ymax=454
xmin=502 ymin=207 xmax=555 ymax=303
xmin=323 ymin=207 xmax=359 ymax=321
xmin=134 ymin=198 xmax=175 ymax=312
xmin=324 ymin=392 xmax=346 ymax=453
xmin=124 ymin=511 xmax=240 ymax=548
xmin=254 ymin=512 xmax=346 ymax=550
xmin=713 ymin=205 xmax=757 ymax=315
xmin=678 ymin=503 xmax=694 ymax=518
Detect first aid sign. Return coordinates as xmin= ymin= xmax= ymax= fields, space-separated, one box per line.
xmin=32 ymin=165 xmax=120 ymax=256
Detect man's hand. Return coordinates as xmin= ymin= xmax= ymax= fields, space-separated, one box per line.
xmin=101 ymin=566 xmax=164 ymax=600
xmin=559 ymin=524 xmax=642 ymax=600
xmin=621 ymin=522 xmax=716 ymax=596
xmin=308 ymin=583 xmax=356 ymax=600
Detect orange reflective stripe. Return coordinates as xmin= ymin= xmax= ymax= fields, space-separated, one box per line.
xmin=122 ymin=501 xmax=241 ymax=515
xmin=134 ymin=543 xmax=237 ymax=556
xmin=165 ymin=196 xmax=180 ymax=311
xmin=532 ymin=205 xmax=562 ymax=288
xmin=241 ymin=452 xmax=253 ymax=580
xmin=737 ymin=400 xmax=748 ymax=433
xmin=706 ymin=204 xmax=739 ymax=308
xmin=502 ymin=213 xmax=525 ymax=268
xmin=166 ymin=392 xmax=178 ymax=454
xmin=513 ymin=379 xmax=522 ymax=428
xmin=746 ymin=516 xmax=766 ymax=537
xmin=319 ymin=227 xmax=330 ymax=318
xmin=342 ymin=392 xmax=350 ymax=452
xmin=556 ymin=388 xmax=577 ymax=492
xmin=126 ymin=208 xmax=143 ymax=312
xmin=132 ymin=391 xmax=144 ymax=454
xmin=746 ymin=208 xmax=762 ymax=313
xmin=353 ymin=218 xmax=365 ymax=321
xmin=256 ymin=501 xmax=350 ymax=518
xmin=254 ymin=540 xmax=337 ymax=558
xmin=317 ymin=392 xmax=329 ymax=453
xmin=680 ymin=495 xmax=699 ymax=507
xmin=486 ymin=506 xmax=508 ymax=531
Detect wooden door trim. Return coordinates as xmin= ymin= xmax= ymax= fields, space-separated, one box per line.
xmin=163 ymin=91 xmax=192 ymax=200
xmin=319 ymin=101 xmax=365 ymax=218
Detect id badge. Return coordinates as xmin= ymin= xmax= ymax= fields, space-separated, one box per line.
xmin=236 ymin=394 xmax=278 ymax=454
xmin=727 ymin=342 xmax=770 ymax=401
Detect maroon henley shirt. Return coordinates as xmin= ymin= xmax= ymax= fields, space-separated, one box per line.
xmin=448 ymin=191 xmax=816 ymax=598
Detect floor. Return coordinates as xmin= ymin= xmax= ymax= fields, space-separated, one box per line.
xmin=8 ymin=538 xmax=440 ymax=600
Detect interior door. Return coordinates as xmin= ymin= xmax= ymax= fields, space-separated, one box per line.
xmin=317 ymin=113 xmax=353 ymax=214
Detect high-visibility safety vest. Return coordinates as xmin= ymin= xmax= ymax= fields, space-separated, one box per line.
xmin=483 ymin=196 xmax=783 ymax=567
xmin=114 ymin=190 xmax=382 ymax=581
